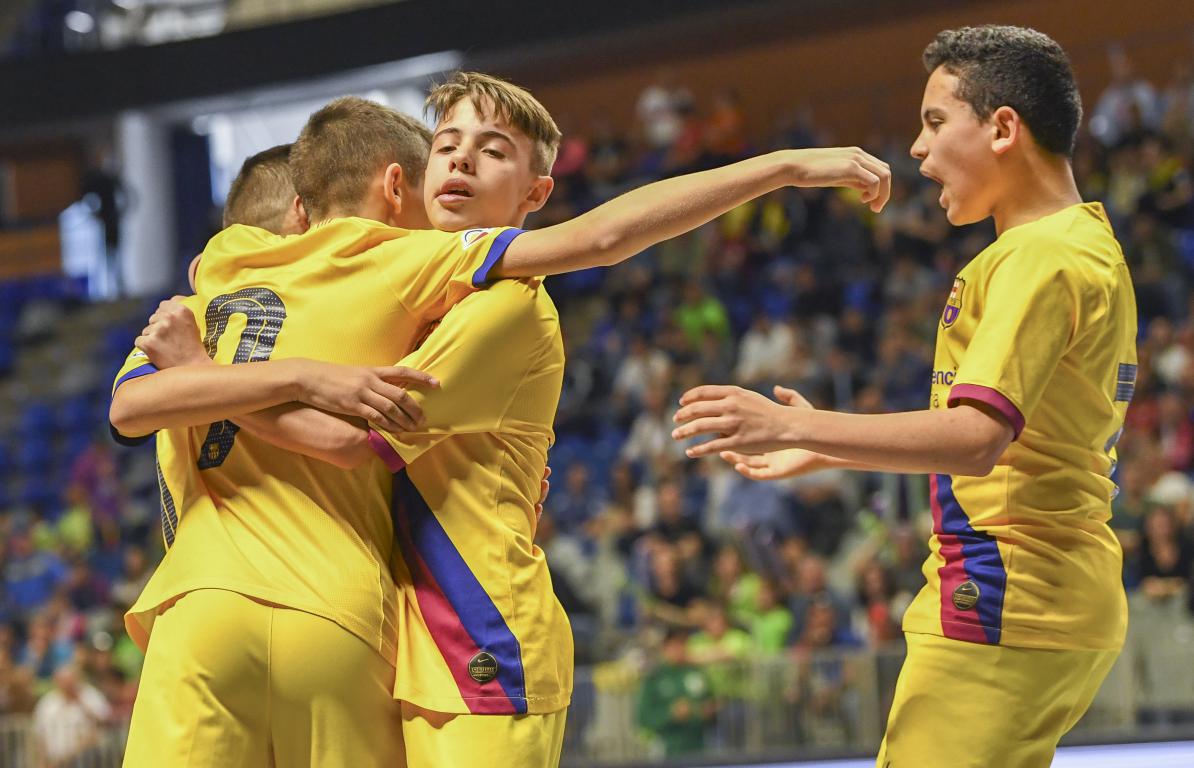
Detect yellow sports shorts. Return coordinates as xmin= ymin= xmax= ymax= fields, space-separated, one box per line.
xmin=123 ymin=589 xmax=404 ymax=768
xmin=399 ymin=701 xmax=566 ymax=768
xmin=876 ymin=632 xmax=1120 ymax=768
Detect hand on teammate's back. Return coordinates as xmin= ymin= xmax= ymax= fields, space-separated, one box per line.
xmin=292 ymin=360 xmax=440 ymax=435
xmin=137 ymin=297 xmax=210 ymax=369
xmin=787 ymin=147 xmax=892 ymax=213
xmin=536 ymin=466 xmax=551 ymax=523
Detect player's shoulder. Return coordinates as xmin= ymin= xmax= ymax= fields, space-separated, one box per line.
xmin=1025 ymin=203 xmax=1120 ymax=261
xmin=408 ymin=226 xmax=515 ymax=252
xmin=463 ymin=277 xmax=556 ymax=321
xmin=370 ymin=226 xmax=491 ymax=261
xmin=207 ymin=223 xmax=282 ymax=253
xmin=199 ymin=223 xmax=295 ymax=286
xmin=989 ymin=205 xmax=1120 ymax=282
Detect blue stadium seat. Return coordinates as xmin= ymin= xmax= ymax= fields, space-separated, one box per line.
xmin=759 ymin=290 xmax=793 ymax=320
xmin=19 ymin=402 xmax=55 ymax=437
xmin=1179 ymin=230 xmax=1194 ymax=273
xmin=59 ymin=396 xmax=93 ymax=432
xmin=0 ymin=337 xmax=14 ymax=374
xmin=726 ymin=296 xmax=755 ymax=334
xmin=15 ymin=436 xmax=54 ymax=473
xmin=63 ymin=432 xmax=94 ymax=464
xmin=18 ymin=473 xmax=58 ymax=511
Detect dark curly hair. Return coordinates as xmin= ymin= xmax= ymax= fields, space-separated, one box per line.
xmin=924 ymin=25 xmax=1082 ymax=157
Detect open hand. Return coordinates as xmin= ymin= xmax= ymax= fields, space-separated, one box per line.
xmin=293 ymin=360 xmax=440 ymax=434
xmin=672 ymin=384 xmax=806 ymax=457
xmin=713 ymin=385 xmax=828 ymax=479
xmin=718 ymin=448 xmax=825 ymax=480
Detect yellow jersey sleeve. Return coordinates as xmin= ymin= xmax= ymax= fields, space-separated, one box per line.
xmin=109 ymin=295 xmax=208 ymax=444
xmin=367 ymin=279 xmax=560 ymax=468
xmin=949 ymin=246 xmax=1092 ymax=438
xmin=112 ymin=347 xmax=158 ymax=396
xmin=110 ymin=347 xmax=160 ymax=445
xmin=377 ymin=227 xmax=526 ymax=319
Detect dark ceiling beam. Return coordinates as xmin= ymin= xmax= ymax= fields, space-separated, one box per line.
xmin=0 ymin=0 xmax=771 ymax=129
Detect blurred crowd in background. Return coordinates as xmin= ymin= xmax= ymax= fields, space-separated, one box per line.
xmin=2 ymin=43 xmax=1194 ymax=761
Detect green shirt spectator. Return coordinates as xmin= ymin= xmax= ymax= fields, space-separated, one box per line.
xmin=749 ymin=580 xmax=794 ymax=654
xmin=687 ymin=603 xmax=753 ymax=698
xmin=675 ymin=279 xmax=730 ymax=347
xmin=637 ymin=629 xmax=716 ymax=757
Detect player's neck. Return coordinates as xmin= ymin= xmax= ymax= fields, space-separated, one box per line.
xmin=990 ymin=153 xmax=1082 ymax=237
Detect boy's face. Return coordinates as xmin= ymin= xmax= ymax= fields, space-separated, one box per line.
xmin=910 ymin=66 xmax=1002 ymax=226
xmin=424 ymin=97 xmax=551 ymax=233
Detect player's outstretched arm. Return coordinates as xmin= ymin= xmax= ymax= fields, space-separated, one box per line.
xmin=233 ymin=404 xmax=376 ymax=469
xmin=110 ymin=300 xmax=436 ymax=439
xmin=492 ymin=147 xmax=890 ymax=278
xmin=110 ymin=359 xmax=432 ymax=437
xmin=712 ymin=386 xmax=889 ymax=479
xmin=671 ymin=384 xmax=1012 ymax=477
xmin=127 ymin=298 xmax=406 ymax=466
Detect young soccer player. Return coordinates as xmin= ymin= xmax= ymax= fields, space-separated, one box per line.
xmin=182 ymin=143 xmax=306 ymax=291
xmin=115 ymin=135 xmax=442 ymax=768
xmin=671 ymin=26 xmax=1135 ymax=768
xmin=111 ymin=86 xmax=891 ymax=767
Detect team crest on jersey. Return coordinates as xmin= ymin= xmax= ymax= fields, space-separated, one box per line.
xmin=941 ymin=277 xmax=965 ymax=328
xmin=460 ymin=228 xmax=495 ymax=249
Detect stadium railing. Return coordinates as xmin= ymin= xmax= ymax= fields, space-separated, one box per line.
xmin=1 ymin=590 xmax=1191 ymax=766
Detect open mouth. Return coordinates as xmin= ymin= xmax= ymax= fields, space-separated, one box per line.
xmin=437 ymin=179 xmax=474 ymax=201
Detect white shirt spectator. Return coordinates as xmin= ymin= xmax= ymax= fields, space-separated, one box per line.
xmin=613 ymin=345 xmax=671 ymax=403
xmin=33 ymin=668 xmax=112 ymax=765
xmin=1090 ymin=47 xmax=1161 ymax=146
xmin=636 ymin=79 xmax=690 ymax=149
xmin=735 ymin=316 xmax=796 ymax=386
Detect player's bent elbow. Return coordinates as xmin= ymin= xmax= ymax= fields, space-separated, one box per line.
xmin=591 ymin=229 xmax=624 ymax=267
xmin=950 ymin=434 xmax=1010 ymax=477
xmin=946 ymin=404 xmax=1013 ymax=476
xmin=108 ymin=393 xmax=155 ymax=439
xmin=950 ymin=453 xmax=997 ymax=478
xmin=322 ymin=445 xmax=375 ymax=470
xmin=320 ymin=430 xmax=376 ymax=470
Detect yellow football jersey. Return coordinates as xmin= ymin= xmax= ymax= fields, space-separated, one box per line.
xmin=906 ymin=202 xmax=1136 ymax=650
xmin=110 ymin=353 xmax=197 ymax=559
xmin=111 ymin=219 xmax=523 ymax=659
xmin=369 ymin=279 xmax=572 ymax=715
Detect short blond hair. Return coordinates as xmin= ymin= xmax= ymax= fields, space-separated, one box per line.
xmin=426 ymin=72 xmax=561 ymax=176
xmin=223 ymin=144 xmax=295 ymax=231
xmin=291 ymin=96 xmax=432 ymax=221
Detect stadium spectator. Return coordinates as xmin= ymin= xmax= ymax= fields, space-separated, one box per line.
xmin=748 ymin=579 xmax=794 ymax=654
xmin=549 ymin=463 xmax=608 ymax=533
xmin=1138 ymin=506 xmax=1194 ymax=602
xmin=635 ymin=628 xmax=716 ymax=757
xmin=1090 ymin=44 xmax=1162 ymax=146
xmin=31 ymin=663 xmax=112 ymax=767
xmin=4 ymin=530 xmax=67 ymax=615
xmin=3 ymin=38 xmax=1194 ymax=759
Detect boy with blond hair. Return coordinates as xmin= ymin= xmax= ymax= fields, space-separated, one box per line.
xmin=113 ymin=74 xmax=890 ymax=766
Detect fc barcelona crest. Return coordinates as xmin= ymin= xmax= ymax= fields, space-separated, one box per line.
xmin=941 ymin=277 xmax=965 ymax=328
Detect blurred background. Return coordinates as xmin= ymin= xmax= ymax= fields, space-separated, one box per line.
xmin=1 ymin=0 xmax=1193 ymax=766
